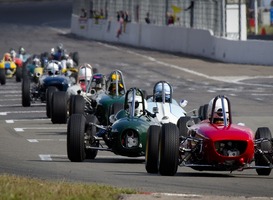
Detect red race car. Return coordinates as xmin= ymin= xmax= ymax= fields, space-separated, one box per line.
xmin=145 ymin=95 xmax=273 ymax=176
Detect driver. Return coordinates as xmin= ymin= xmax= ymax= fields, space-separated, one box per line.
xmin=154 ymin=82 xmax=171 ymax=103
xmin=207 ymin=97 xmax=229 ymax=125
xmin=108 ymin=73 xmax=124 ymax=95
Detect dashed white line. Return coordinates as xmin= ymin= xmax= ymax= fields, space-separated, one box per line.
xmin=14 ymin=127 xmax=66 ymax=132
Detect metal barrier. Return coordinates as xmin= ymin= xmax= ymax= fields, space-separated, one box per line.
xmin=73 ymin=0 xmax=225 ymax=37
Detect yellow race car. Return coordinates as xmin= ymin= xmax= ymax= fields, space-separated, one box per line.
xmin=0 ymin=53 xmax=19 ymax=85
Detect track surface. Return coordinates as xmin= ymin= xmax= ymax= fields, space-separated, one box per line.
xmin=1 ymin=1 xmax=273 ymax=198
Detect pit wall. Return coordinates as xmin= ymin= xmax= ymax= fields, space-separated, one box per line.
xmin=71 ymin=15 xmax=273 ymax=66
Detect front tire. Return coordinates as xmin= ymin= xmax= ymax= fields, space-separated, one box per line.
xmin=69 ymin=95 xmax=85 ymax=116
xmin=158 ymin=123 xmax=179 ymax=176
xmin=0 ymin=69 xmax=6 ymax=85
xmin=255 ymin=127 xmax=273 ymax=176
xmin=22 ymin=77 xmax=31 ymax=107
xmin=16 ymin=67 xmax=22 ymax=82
xmin=67 ymin=114 xmax=86 ymax=162
xmin=46 ymin=86 xmax=58 ymax=118
xmin=51 ymin=91 xmax=68 ymax=124
xmin=145 ymin=125 xmax=161 ymax=173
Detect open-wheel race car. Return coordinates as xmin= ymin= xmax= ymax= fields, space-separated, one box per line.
xmin=67 ymin=87 xmax=160 ymax=162
xmin=0 ymin=52 xmax=22 ymax=85
xmin=21 ymin=60 xmax=76 ymax=117
xmin=145 ymin=95 xmax=273 ymax=176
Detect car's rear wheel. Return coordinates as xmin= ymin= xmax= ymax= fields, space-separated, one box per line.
xmin=158 ymin=123 xmax=179 ymax=176
xmin=22 ymin=76 xmax=31 ymax=107
xmin=69 ymin=95 xmax=85 ymax=115
xmin=0 ymin=69 xmax=6 ymax=85
xmin=16 ymin=67 xmax=22 ymax=82
xmin=67 ymin=114 xmax=86 ymax=162
xmin=46 ymin=86 xmax=58 ymax=118
xmin=145 ymin=125 xmax=161 ymax=174
xmin=255 ymin=127 xmax=273 ymax=176
xmin=85 ymin=115 xmax=99 ymax=159
xmin=51 ymin=91 xmax=68 ymax=124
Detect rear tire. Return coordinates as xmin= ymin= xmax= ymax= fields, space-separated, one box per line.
xmin=0 ymin=69 xmax=6 ymax=85
xmin=158 ymin=123 xmax=179 ymax=176
xmin=46 ymin=86 xmax=58 ymax=118
xmin=51 ymin=91 xmax=68 ymax=124
xmin=67 ymin=114 xmax=86 ymax=162
xmin=145 ymin=125 xmax=161 ymax=173
xmin=177 ymin=116 xmax=191 ymax=137
xmin=22 ymin=77 xmax=31 ymax=107
xmin=16 ymin=67 xmax=22 ymax=82
xmin=69 ymin=95 xmax=85 ymax=115
xmin=255 ymin=127 xmax=272 ymax=176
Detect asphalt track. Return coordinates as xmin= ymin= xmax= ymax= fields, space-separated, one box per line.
xmin=0 ymin=1 xmax=273 ymax=199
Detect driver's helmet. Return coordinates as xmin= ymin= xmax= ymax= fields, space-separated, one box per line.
xmin=4 ymin=53 xmax=11 ymax=61
xmin=33 ymin=57 xmax=41 ymax=67
xmin=66 ymin=58 xmax=73 ymax=69
xmin=56 ymin=43 xmax=64 ymax=52
xmin=46 ymin=62 xmax=59 ymax=76
xmin=10 ymin=49 xmax=16 ymax=59
xmin=78 ymin=65 xmax=92 ymax=91
xmin=91 ymin=73 xmax=105 ymax=91
xmin=207 ymin=97 xmax=229 ymax=124
xmin=18 ymin=46 xmax=25 ymax=55
xmin=154 ymin=82 xmax=171 ymax=103
xmin=127 ymin=94 xmax=146 ymax=116
xmin=109 ymin=73 xmax=124 ymax=94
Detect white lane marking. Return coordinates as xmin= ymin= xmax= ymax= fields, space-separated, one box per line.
xmin=0 ymin=99 xmax=20 ymax=101
xmin=39 ymin=154 xmax=52 ymax=161
xmin=0 ymin=110 xmax=45 ymax=115
xmin=38 ymin=154 xmax=145 ymax=161
xmin=0 ymin=103 xmax=44 ymax=106
xmin=251 ymin=93 xmax=273 ymax=96
xmin=152 ymin=193 xmax=202 ymax=198
xmin=99 ymin=42 xmax=273 ymax=87
xmin=6 ymin=118 xmax=50 ymax=123
xmin=0 ymin=91 xmax=21 ymax=94
xmin=14 ymin=127 xmax=66 ymax=132
xmin=28 ymin=139 xmax=66 ymax=142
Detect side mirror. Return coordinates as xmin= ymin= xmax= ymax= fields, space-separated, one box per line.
xmin=179 ymin=100 xmax=188 ymax=107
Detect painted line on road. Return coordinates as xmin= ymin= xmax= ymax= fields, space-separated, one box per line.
xmin=0 ymin=103 xmax=44 ymax=107
xmin=38 ymin=154 xmax=145 ymax=161
xmin=6 ymin=118 xmax=50 ymax=123
xmin=0 ymin=99 xmax=20 ymax=101
xmin=28 ymin=139 xmax=66 ymax=142
xmin=14 ymin=127 xmax=66 ymax=132
xmin=0 ymin=110 xmax=45 ymax=115
xmin=99 ymin=42 xmax=273 ymax=87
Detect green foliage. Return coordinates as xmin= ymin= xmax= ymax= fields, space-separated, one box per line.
xmin=0 ymin=174 xmax=136 ymax=200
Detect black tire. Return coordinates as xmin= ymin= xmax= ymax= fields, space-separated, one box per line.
xmin=177 ymin=116 xmax=191 ymax=137
xmin=69 ymin=95 xmax=85 ymax=115
xmin=51 ymin=91 xmax=68 ymax=124
xmin=85 ymin=115 xmax=99 ymax=159
xmin=46 ymin=86 xmax=58 ymax=118
xmin=145 ymin=125 xmax=161 ymax=173
xmin=255 ymin=127 xmax=273 ymax=176
xmin=158 ymin=123 xmax=179 ymax=176
xmin=72 ymin=52 xmax=79 ymax=66
xmin=22 ymin=77 xmax=31 ymax=107
xmin=67 ymin=114 xmax=86 ymax=162
xmin=15 ymin=67 xmax=22 ymax=82
xmin=0 ymin=69 xmax=6 ymax=85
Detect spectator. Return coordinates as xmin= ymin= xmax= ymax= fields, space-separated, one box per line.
xmin=80 ymin=8 xmax=87 ymax=18
xmin=116 ymin=11 xmax=124 ymax=38
xmin=145 ymin=12 xmax=151 ymax=24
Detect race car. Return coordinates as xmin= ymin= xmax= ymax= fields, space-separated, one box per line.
xmin=67 ymin=87 xmax=159 ymax=162
xmin=145 ymin=95 xmax=273 ymax=176
xmin=49 ymin=63 xmax=95 ymax=124
xmin=21 ymin=60 xmax=76 ymax=118
xmin=0 ymin=53 xmax=21 ymax=85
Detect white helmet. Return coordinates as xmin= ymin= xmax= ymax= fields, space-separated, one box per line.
xmin=127 ymin=95 xmax=146 ymax=116
xmin=46 ymin=62 xmax=59 ymax=75
xmin=78 ymin=64 xmax=92 ymax=82
xmin=154 ymin=82 xmax=171 ymax=102
xmin=207 ymin=96 xmax=229 ymax=124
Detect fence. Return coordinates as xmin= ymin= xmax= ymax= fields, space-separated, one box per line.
xmin=73 ymin=0 xmax=226 ymax=37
